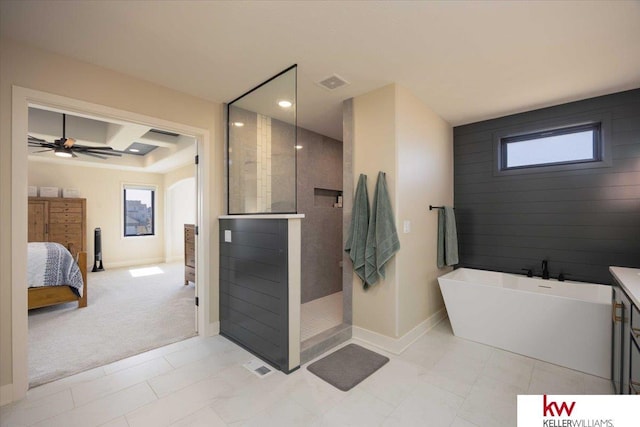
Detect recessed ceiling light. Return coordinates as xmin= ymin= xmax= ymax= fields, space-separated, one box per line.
xmin=129 ymin=148 xmax=140 ymax=153
xmin=295 ymin=145 xmax=303 ymax=150
xmin=278 ymin=100 xmax=293 ymax=108
xmin=232 ymin=122 xmax=244 ymax=127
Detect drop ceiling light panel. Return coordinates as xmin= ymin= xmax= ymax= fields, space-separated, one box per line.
xmin=316 ymin=74 xmax=350 ymax=91
xmin=125 ymin=142 xmax=158 ymax=156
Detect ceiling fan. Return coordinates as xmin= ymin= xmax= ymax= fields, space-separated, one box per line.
xmin=28 ymin=113 xmax=122 ymax=160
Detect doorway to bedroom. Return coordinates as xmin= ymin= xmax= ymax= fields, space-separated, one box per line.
xmin=25 ymin=105 xmax=199 ymax=387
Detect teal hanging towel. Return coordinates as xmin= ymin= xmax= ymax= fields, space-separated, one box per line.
xmin=364 ymin=172 xmax=400 ymax=289
xmin=345 ymin=174 xmax=370 ymax=285
xmin=437 ymin=206 xmax=459 ymax=268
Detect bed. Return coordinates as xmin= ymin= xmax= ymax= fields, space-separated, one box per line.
xmin=27 ymin=242 xmax=88 ymax=309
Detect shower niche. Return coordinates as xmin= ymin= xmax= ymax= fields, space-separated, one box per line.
xmin=313 ymin=188 xmax=342 ymax=208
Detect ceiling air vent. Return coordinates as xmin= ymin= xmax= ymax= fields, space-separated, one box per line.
xmin=316 ymin=74 xmax=350 ymax=91
xmin=149 ymin=128 xmax=180 ymax=137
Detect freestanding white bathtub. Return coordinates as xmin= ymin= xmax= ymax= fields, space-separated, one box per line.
xmin=438 ymin=268 xmax=612 ymax=378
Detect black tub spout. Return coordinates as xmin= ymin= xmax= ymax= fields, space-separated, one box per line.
xmin=541 ymin=259 xmax=549 ymax=280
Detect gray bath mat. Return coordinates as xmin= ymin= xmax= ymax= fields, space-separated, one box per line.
xmin=307 ymin=343 xmax=389 ymax=391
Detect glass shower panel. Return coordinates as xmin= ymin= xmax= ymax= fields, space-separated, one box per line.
xmin=228 ymin=66 xmax=297 ymax=214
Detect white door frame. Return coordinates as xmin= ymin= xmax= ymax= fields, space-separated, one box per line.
xmin=10 ymin=85 xmax=212 ymax=401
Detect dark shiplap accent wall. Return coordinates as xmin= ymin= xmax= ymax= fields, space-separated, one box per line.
xmin=219 ymin=219 xmax=289 ymax=370
xmin=454 ymin=89 xmax=640 ymax=285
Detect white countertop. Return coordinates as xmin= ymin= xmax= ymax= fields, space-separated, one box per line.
xmin=219 ymin=214 xmax=305 ymax=220
xmin=609 ymin=266 xmax=640 ymax=308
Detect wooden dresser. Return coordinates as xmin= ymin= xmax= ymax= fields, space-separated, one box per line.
xmin=28 ymin=197 xmax=86 ymax=254
xmin=184 ymin=224 xmax=195 ymax=285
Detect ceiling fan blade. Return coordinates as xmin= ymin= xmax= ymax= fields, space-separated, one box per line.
xmin=72 ymin=145 xmax=115 ymax=151
xmin=29 ymin=142 xmax=52 ymax=148
xmin=32 ymin=149 xmax=54 ymax=153
xmin=82 ymin=149 xmax=122 ymax=157
xmin=28 ymin=135 xmax=47 ymax=142
xmin=79 ymin=148 xmax=122 ymax=157
xmin=77 ymin=151 xmax=108 ymax=160
xmin=29 ymin=139 xmax=52 ymax=145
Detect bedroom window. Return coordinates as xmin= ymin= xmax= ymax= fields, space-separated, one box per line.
xmin=123 ymin=185 xmax=155 ymax=237
xmin=499 ymin=123 xmax=602 ymax=171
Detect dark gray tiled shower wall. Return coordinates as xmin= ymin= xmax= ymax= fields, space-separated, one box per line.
xmin=297 ymin=127 xmax=344 ymax=303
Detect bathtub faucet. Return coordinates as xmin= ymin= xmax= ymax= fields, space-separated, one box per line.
xmin=541 ymin=259 xmax=549 ymax=280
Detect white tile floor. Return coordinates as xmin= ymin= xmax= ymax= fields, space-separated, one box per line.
xmin=300 ymin=292 xmax=343 ymax=342
xmin=0 ymin=319 xmax=612 ymax=427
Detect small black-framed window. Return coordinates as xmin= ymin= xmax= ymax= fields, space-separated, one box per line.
xmin=499 ymin=122 xmax=602 ymax=171
xmin=123 ymin=185 xmax=155 ymax=237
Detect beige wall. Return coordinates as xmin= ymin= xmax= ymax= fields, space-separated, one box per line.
xmin=28 ymin=161 xmax=167 ymax=268
xmin=164 ymin=163 xmax=196 ymax=189
xmin=352 ymin=84 xmax=398 ymax=337
xmin=0 ymin=38 xmax=223 ymax=391
xmin=165 ymin=164 xmax=197 ymax=262
xmin=395 ymin=85 xmax=453 ymax=336
xmin=351 ymin=83 xmax=453 ymax=339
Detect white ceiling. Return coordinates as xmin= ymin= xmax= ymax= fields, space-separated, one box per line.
xmin=27 ymin=106 xmax=197 ymax=173
xmin=2 ymin=1 xmax=639 ymax=141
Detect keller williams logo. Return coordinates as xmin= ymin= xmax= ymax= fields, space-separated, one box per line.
xmin=543 ymin=395 xmax=576 ymax=417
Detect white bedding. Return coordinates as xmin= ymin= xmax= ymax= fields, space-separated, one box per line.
xmin=27 ymin=242 xmax=83 ymax=297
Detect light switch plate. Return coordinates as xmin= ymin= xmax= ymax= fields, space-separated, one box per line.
xmin=403 ymin=220 xmax=411 ymax=233
xmin=224 ymin=230 xmax=232 ymax=242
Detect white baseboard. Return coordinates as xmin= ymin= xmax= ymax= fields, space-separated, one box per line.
xmin=104 ymin=257 xmax=166 ymax=269
xmin=0 ymin=383 xmax=12 ymax=407
xmin=352 ymin=308 xmax=447 ymax=355
xmin=164 ymin=256 xmax=184 ymax=263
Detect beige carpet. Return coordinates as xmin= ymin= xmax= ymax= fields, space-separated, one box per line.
xmin=28 ymin=262 xmax=196 ymax=387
